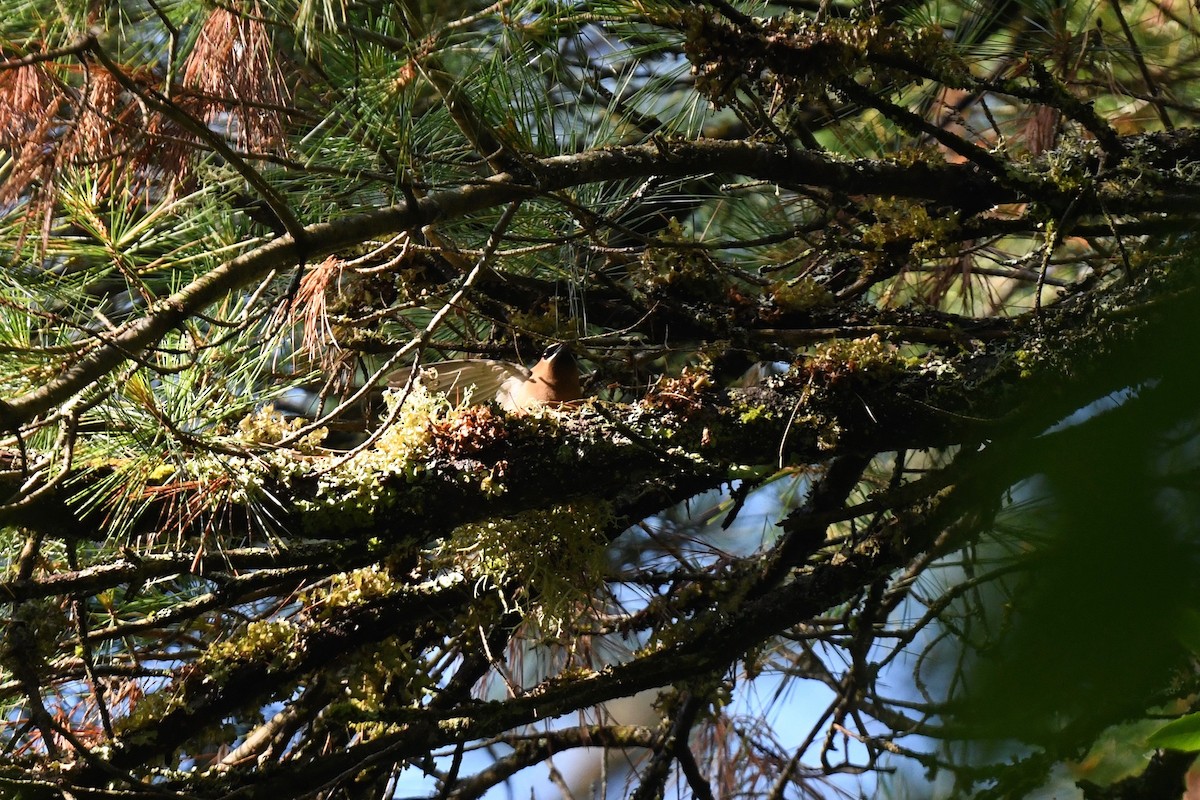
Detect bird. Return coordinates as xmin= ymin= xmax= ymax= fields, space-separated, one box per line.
xmin=387 ymin=343 xmax=582 ymax=411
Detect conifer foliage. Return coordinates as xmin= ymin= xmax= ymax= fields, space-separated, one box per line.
xmin=3 ymin=1 xmax=1200 ymax=797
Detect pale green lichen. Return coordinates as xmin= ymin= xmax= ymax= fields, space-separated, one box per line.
xmin=438 ymin=716 xmax=473 ymax=733
xmin=633 ymin=220 xmax=728 ymax=300
xmin=808 ymin=334 xmax=909 ymax=375
xmin=294 ymin=382 xmax=449 ymax=531
xmin=347 ymin=720 xmax=403 ymax=741
xmin=738 ymin=406 xmax=767 ymax=425
xmin=440 ymin=500 xmax=614 ymax=633
xmin=236 ymin=404 xmax=327 ymax=452
xmin=137 ymin=377 xmax=582 ymax=541
xmin=374 ymin=382 xmax=449 ymax=462
xmin=299 ymin=566 xmax=458 ymax=723
xmin=303 ymin=562 xmax=464 ymax=617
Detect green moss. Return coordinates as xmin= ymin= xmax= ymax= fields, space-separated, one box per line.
xmin=771 ymin=278 xmax=833 ymax=312
xmin=738 ymin=406 xmax=767 ymax=425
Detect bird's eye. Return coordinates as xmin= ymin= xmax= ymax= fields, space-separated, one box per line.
xmin=542 ymin=344 xmax=559 ymax=359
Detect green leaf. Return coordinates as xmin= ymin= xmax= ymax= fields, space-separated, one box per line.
xmin=1148 ymin=714 xmax=1200 ymax=751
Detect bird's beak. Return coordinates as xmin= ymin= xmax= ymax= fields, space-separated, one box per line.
xmin=544 ymin=343 xmax=574 ymax=364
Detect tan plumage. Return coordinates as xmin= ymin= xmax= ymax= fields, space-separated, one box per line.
xmin=388 ymin=343 xmax=582 ymax=411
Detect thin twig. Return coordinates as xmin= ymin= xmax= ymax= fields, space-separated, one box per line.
xmin=0 ymin=36 xmax=92 ymax=68
xmin=1107 ymin=0 xmax=1172 ymax=130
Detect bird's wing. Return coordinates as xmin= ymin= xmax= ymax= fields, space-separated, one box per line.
xmin=388 ymin=360 xmax=530 ymax=406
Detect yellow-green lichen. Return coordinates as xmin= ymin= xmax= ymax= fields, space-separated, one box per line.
xmin=341 ymin=637 xmax=431 ymax=714
xmin=113 ymin=688 xmax=176 ymax=739
xmin=860 ymin=197 xmax=959 ymax=259
xmin=372 ymin=381 xmax=448 ymax=463
xmin=738 ymin=406 xmax=768 ymax=425
xmin=346 ymin=720 xmax=400 ymax=740
xmin=201 ymin=619 xmax=301 ymax=676
xmin=305 ymin=564 xmax=400 ymax=618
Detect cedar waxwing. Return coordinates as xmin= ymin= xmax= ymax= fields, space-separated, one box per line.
xmin=388 ymin=343 xmax=582 ymax=411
